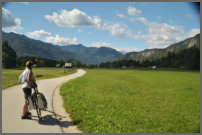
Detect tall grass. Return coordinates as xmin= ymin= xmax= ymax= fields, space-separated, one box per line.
xmin=60 ymin=69 xmax=200 ymax=133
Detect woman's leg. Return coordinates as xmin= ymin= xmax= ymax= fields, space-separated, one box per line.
xmin=22 ymin=88 xmax=32 ymax=118
xmin=22 ymin=99 xmax=27 ymax=116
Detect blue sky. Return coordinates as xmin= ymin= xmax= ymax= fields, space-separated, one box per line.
xmin=2 ymin=2 xmax=200 ymax=53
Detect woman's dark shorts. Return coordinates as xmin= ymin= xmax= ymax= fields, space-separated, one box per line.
xmin=23 ymin=88 xmax=32 ymax=99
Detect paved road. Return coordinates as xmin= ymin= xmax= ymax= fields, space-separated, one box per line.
xmin=2 ymin=69 xmax=86 ymax=133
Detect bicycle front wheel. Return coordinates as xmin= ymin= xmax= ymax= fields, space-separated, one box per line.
xmin=36 ymin=107 xmax=41 ymax=120
xmin=35 ymin=98 xmax=42 ymax=120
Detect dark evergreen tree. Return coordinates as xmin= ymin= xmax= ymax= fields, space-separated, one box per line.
xmin=2 ymin=41 xmax=17 ymax=68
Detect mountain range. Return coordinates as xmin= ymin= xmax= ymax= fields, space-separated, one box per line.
xmin=2 ymin=31 xmax=122 ymax=64
xmin=118 ymin=34 xmax=200 ymax=61
xmin=2 ymin=31 xmax=200 ymax=64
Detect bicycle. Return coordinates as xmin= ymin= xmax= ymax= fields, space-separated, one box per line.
xmin=30 ymin=88 xmax=42 ymax=120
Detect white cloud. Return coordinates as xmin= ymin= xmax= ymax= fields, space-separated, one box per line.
xmin=136 ymin=17 xmax=186 ymax=48
xmin=138 ymin=17 xmax=147 ymax=23
xmin=90 ymin=42 xmax=113 ymax=48
xmin=44 ymin=8 xmax=128 ymax=38
xmin=128 ymin=6 xmax=141 ymax=16
xmin=101 ymin=23 xmax=126 ymax=38
xmin=27 ymin=30 xmax=51 ymax=38
xmin=45 ymin=34 xmax=80 ymax=45
xmin=129 ymin=17 xmax=136 ymax=22
xmin=127 ymin=30 xmax=142 ymax=40
xmin=93 ymin=16 xmax=102 ymax=28
xmin=117 ymin=13 xmax=126 ymax=18
xmin=78 ymin=29 xmax=82 ymax=32
xmin=115 ymin=47 xmax=141 ymax=53
xmin=90 ymin=42 xmax=140 ymax=53
xmin=3 ymin=29 xmax=22 ymax=35
xmin=44 ymin=9 xmax=101 ymax=28
xmin=2 ymin=7 xmax=23 ymax=30
xmin=187 ymin=28 xmax=200 ymax=38
xmin=27 ymin=29 xmax=80 ymax=45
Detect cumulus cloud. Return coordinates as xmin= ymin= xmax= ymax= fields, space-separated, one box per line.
xmin=128 ymin=6 xmax=141 ymax=16
xmin=138 ymin=17 xmax=147 ymax=23
xmin=45 ymin=35 xmax=80 ymax=45
xmin=2 ymin=7 xmax=23 ymax=30
xmin=44 ymin=8 xmax=128 ymax=38
xmin=129 ymin=17 xmax=136 ymax=22
xmin=101 ymin=23 xmax=126 ymax=38
xmin=136 ymin=17 xmax=185 ymax=48
xmin=4 ymin=30 xmax=22 ymax=35
xmin=27 ymin=29 xmax=80 ymax=45
xmin=90 ymin=42 xmax=140 ymax=53
xmin=90 ymin=42 xmax=113 ymax=48
xmin=27 ymin=30 xmax=51 ymax=38
xmin=44 ymin=9 xmax=101 ymax=28
xmin=187 ymin=28 xmax=200 ymax=38
xmin=93 ymin=16 xmax=102 ymax=28
xmin=127 ymin=30 xmax=142 ymax=40
xmin=115 ymin=47 xmax=141 ymax=53
xmin=117 ymin=13 xmax=126 ymax=18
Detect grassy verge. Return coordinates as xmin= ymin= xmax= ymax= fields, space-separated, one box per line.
xmin=60 ymin=69 xmax=200 ymax=133
xmin=2 ymin=68 xmax=77 ymax=89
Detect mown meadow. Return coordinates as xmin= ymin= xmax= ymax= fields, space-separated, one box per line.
xmin=2 ymin=68 xmax=76 ymax=89
xmin=60 ymin=69 xmax=200 ymax=133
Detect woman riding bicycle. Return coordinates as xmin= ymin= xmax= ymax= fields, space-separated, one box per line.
xmin=21 ymin=61 xmax=37 ymax=119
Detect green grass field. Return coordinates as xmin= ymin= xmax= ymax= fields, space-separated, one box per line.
xmin=60 ymin=69 xmax=200 ymax=133
xmin=2 ymin=68 xmax=76 ymax=89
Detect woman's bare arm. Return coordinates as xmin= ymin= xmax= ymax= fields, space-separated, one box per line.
xmin=27 ymin=70 xmax=34 ymax=86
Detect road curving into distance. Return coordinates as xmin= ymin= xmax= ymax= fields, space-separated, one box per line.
xmin=2 ymin=69 xmax=86 ymax=133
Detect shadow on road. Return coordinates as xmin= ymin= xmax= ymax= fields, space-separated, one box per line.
xmin=45 ymin=110 xmax=66 ymax=120
xmin=38 ymin=115 xmax=75 ymax=128
xmin=31 ymin=110 xmax=75 ymax=128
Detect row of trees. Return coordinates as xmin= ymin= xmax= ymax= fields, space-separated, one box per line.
xmin=2 ymin=40 xmax=200 ymax=70
xmin=99 ymin=46 xmax=200 ymax=70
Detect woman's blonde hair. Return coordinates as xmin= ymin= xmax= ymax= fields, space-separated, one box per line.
xmin=26 ymin=61 xmax=33 ymax=69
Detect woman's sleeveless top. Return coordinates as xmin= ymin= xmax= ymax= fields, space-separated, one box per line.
xmin=22 ymin=68 xmax=35 ymax=89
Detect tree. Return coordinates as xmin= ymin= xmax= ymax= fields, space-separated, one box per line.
xmin=66 ymin=59 xmax=72 ymax=63
xmin=59 ymin=59 xmax=65 ymax=67
xmin=73 ymin=61 xmax=81 ymax=67
xmin=2 ymin=40 xmax=17 ymax=68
